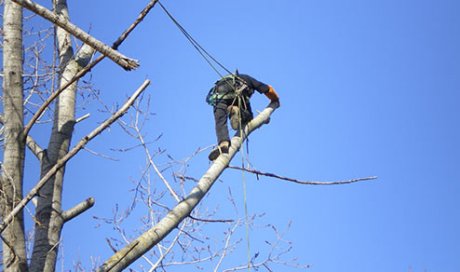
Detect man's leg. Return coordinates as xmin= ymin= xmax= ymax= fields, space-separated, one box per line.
xmin=214 ymin=101 xmax=230 ymax=144
xmin=230 ymin=100 xmax=254 ymax=134
xmin=209 ymin=101 xmax=231 ymax=160
xmin=241 ymin=100 xmax=254 ymax=124
xmin=228 ymin=105 xmax=240 ymax=131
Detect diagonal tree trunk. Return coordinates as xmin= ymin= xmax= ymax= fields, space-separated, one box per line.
xmin=1 ymin=1 xmax=28 ymax=271
xmin=97 ymin=102 xmax=279 ymax=272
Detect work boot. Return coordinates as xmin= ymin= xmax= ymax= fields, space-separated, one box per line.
xmin=228 ymin=106 xmax=240 ymax=130
xmin=208 ymin=141 xmax=229 ymax=161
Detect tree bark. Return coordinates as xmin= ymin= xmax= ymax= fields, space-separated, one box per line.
xmin=97 ymin=102 xmax=279 ymax=272
xmin=1 ymin=1 xmax=28 ymax=271
xmin=11 ymin=0 xmax=139 ymax=70
xmin=29 ymin=1 xmax=95 ymax=270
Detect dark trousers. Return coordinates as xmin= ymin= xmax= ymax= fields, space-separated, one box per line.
xmin=213 ymin=98 xmax=253 ymax=144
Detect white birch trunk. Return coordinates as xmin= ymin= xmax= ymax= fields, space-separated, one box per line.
xmin=1 ymin=1 xmax=28 ymax=271
xmin=98 ymin=102 xmax=279 ymax=272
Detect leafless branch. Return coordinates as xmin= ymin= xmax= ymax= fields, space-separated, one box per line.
xmin=23 ymin=0 xmax=158 ymax=138
xmin=25 ymin=135 xmax=44 ymax=160
xmin=11 ymin=0 xmax=139 ymax=70
xmin=228 ymin=165 xmax=378 ymax=185
xmin=111 ymin=0 xmax=159 ymax=50
xmin=62 ymin=197 xmax=95 ymax=223
xmin=83 ymin=147 xmax=120 ymax=161
xmin=0 ymin=80 xmax=151 ymax=234
xmin=213 ymin=221 xmax=241 ymax=272
xmin=148 ymin=221 xmax=188 ymax=271
xmin=115 ymin=94 xmax=181 ymax=203
xmin=135 ymin=123 xmax=181 ymax=203
xmin=75 ymin=113 xmax=90 ymax=123
xmin=106 ymin=238 xmax=119 ymax=253
xmin=189 ymin=215 xmax=234 ymax=224
xmin=174 ymin=174 xmax=199 ymax=183
xmin=221 ymin=221 xmax=310 ymax=271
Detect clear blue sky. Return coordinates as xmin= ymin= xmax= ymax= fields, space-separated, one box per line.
xmin=15 ymin=0 xmax=460 ymax=271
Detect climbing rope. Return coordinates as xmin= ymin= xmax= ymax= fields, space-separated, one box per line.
xmin=157 ymin=1 xmax=233 ymax=78
xmin=158 ymin=2 xmax=253 ymax=269
xmin=237 ymin=95 xmax=252 ymax=271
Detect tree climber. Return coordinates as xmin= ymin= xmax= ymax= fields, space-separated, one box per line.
xmin=206 ymin=72 xmax=280 ymax=161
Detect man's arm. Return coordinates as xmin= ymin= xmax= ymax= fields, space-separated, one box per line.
xmin=265 ymin=85 xmax=280 ymax=104
xmin=239 ymin=73 xmax=280 ymax=106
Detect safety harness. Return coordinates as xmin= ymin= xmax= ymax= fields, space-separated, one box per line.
xmin=206 ymin=74 xmax=250 ymax=108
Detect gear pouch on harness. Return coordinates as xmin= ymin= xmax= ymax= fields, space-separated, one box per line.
xmin=206 ymin=75 xmax=247 ymax=106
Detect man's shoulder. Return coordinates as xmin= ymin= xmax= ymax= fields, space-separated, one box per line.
xmin=236 ymin=73 xmax=257 ymax=85
xmin=237 ymin=73 xmax=252 ymax=80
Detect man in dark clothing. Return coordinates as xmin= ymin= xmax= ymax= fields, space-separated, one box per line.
xmin=207 ymin=73 xmax=280 ymax=160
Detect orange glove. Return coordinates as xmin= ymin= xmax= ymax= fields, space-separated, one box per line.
xmin=265 ymin=85 xmax=280 ymax=104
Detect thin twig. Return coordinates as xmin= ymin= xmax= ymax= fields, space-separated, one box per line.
xmin=106 ymin=238 xmax=119 ymax=253
xmin=189 ymin=215 xmax=234 ymax=223
xmin=136 ymin=128 xmax=181 ymax=202
xmin=214 ymin=220 xmax=241 ymax=272
xmin=174 ymin=174 xmax=199 ymax=183
xmin=148 ymin=221 xmax=188 ymax=272
xmin=228 ymin=165 xmax=377 ymax=185
xmin=83 ymin=147 xmax=120 ymax=161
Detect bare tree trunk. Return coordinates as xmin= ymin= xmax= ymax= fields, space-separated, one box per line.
xmin=29 ymin=1 xmax=94 ymax=270
xmin=1 ymin=1 xmax=28 ymax=271
xmin=98 ymin=102 xmax=279 ymax=272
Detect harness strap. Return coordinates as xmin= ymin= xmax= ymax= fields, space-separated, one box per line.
xmin=207 ymin=76 xmax=250 ymax=107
